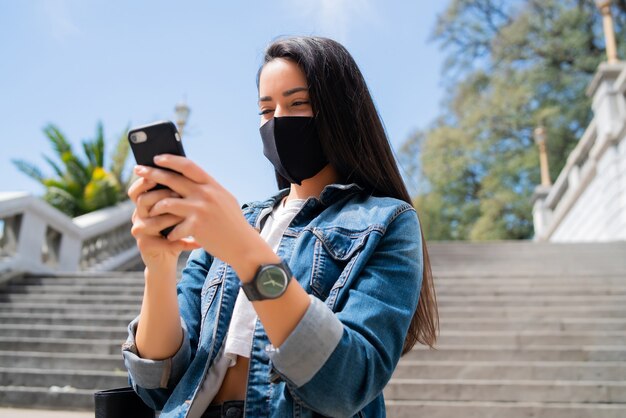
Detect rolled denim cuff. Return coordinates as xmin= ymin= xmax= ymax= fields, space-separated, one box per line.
xmin=268 ymin=295 xmax=344 ymax=387
xmin=121 ymin=315 xmax=191 ymax=389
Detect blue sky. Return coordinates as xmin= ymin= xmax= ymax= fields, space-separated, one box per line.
xmin=0 ymin=0 xmax=447 ymax=206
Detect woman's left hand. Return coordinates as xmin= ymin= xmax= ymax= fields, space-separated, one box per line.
xmin=133 ymin=154 xmax=264 ymax=267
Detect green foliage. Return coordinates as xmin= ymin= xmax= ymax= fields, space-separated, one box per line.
xmin=12 ymin=122 xmax=132 ymax=217
xmin=402 ymin=0 xmax=626 ymax=240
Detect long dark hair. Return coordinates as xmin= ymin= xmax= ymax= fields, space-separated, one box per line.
xmin=257 ymin=36 xmax=439 ymax=353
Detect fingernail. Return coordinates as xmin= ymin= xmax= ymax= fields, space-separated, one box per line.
xmin=154 ymin=155 xmax=164 ymax=163
xmin=135 ymin=166 xmax=147 ymax=174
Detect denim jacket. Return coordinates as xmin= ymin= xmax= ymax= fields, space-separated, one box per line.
xmin=122 ymin=182 xmax=424 ymax=418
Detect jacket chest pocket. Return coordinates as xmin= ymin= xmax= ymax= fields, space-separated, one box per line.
xmin=309 ymin=226 xmax=369 ymax=302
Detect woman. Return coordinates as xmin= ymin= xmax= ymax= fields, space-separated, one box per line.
xmin=123 ymin=36 xmax=439 ymax=418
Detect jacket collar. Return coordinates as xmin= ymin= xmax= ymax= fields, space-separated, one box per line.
xmin=243 ymin=182 xmax=366 ymax=232
xmin=255 ymin=182 xmax=366 ymax=210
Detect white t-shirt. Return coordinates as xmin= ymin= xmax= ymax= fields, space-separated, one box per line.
xmin=187 ymin=195 xmax=307 ymax=417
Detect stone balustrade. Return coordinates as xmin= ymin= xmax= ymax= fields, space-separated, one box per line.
xmin=0 ymin=192 xmax=138 ymax=281
xmin=533 ymin=62 xmax=626 ymax=242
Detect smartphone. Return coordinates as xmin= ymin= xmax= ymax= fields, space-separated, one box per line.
xmin=128 ymin=120 xmax=186 ymax=237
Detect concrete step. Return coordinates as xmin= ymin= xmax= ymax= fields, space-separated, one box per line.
xmin=438 ymin=305 xmax=626 ymax=318
xmin=435 ymin=285 xmax=626 ymax=296
xmin=3 ymin=284 xmax=144 ymax=296
xmin=0 ymin=351 xmax=124 ymax=371
xmin=439 ymin=317 xmax=626 ymax=331
xmin=15 ymin=283 xmax=626 ymax=298
xmin=0 ymin=294 xmax=143 ymax=304
xmin=432 ymin=268 xmax=626 ymax=276
xmin=430 ymin=264 xmax=626 ymax=275
xmin=0 ymin=324 xmax=127 ymax=340
xmin=17 ymin=277 xmax=144 ymax=286
xmin=430 ymin=259 xmax=626 ymax=270
xmin=13 ymin=283 xmax=626 ymax=297
xmin=0 ymin=407 xmax=93 ymax=417
xmin=432 ymin=273 xmax=626 ymax=282
xmin=436 ymin=295 xmax=626 ymax=306
xmin=0 ymin=302 xmax=140 ymax=315
xmin=393 ymin=360 xmax=626 ymax=380
xmin=428 ymin=244 xmax=626 ymax=257
xmin=433 ymin=275 xmax=626 ymax=283
xmin=405 ymin=345 xmax=626 ymax=361
xmin=0 ymin=313 xmax=131 ymax=327
xmin=0 ymin=386 xmax=94 ymax=411
xmin=436 ymin=330 xmax=626 ymax=346
xmin=427 ymin=241 xmax=626 ymax=252
xmin=384 ymin=378 xmax=626 ymax=403
xmin=0 ymin=367 xmax=128 ymax=390
xmin=385 ymin=400 xmax=626 ymax=418
xmin=0 ymin=338 xmax=122 ymax=355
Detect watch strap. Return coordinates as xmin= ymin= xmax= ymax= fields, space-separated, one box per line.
xmin=241 ymin=279 xmax=262 ymax=300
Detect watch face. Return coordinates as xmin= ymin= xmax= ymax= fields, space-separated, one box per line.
xmin=258 ymin=265 xmax=289 ymax=298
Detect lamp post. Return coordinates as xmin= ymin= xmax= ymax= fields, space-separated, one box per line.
xmin=175 ymin=100 xmax=190 ymax=138
xmin=534 ymin=125 xmax=552 ymax=187
xmin=595 ymin=0 xmax=619 ymax=64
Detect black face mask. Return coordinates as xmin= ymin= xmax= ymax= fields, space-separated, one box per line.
xmin=260 ymin=116 xmax=328 ymax=186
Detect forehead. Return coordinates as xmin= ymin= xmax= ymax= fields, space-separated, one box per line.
xmin=258 ymin=58 xmax=308 ymax=95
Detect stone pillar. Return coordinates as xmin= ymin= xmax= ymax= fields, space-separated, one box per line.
xmin=587 ymin=62 xmax=626 ymax=143
xmin=15 ymin=210 xmax=47 ymax=272
xmin=532 ymin=185 xmax=552 ymax=241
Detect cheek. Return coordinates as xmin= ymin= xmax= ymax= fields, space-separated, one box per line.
xmin=260 ymin=116 xmax=270 ymax=128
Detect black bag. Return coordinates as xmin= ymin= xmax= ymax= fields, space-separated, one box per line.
xmin=94 ymin=386 xmax=155 ymax=418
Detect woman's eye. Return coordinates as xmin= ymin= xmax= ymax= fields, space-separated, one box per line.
xmin=292 ymin=101 xmax=310 ymax=106
xmin=258 ymin=109 xmax=274 ymax=115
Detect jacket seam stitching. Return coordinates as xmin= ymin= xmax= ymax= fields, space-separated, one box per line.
xmin=386 ymin=205 xmax=415 ymax=233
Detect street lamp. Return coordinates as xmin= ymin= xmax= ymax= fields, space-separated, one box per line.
xmin=594 ymin=0 xmax=619 ymax=64
xmin=534 ymin=125 xmax=552 ymax=187
xmin=175 ymin=100 xmax=190 ymax=138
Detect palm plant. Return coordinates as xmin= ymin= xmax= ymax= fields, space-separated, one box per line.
xmin=12 ymin=122 xmax=132 ymax=217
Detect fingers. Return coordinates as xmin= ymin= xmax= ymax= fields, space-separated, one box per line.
xmin=153 ymin=154 xmax=215 ymax=184
xmin=136 ymin=189 xmax=179 ymax=218
xmin=134 ymin=165 xmax=193 ymax=197
xmin=148 ymin=195 xmax=197 ymax=218
xmin=131 ymin=214 xmax=183 ymax=238
xmin=164 ymin=218 xmax=193 ymax=242
xmin=127 ymin=177 xmax=157 ymax=203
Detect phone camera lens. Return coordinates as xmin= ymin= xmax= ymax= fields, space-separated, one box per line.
xmin=129 ymin=131 xmax=148 ymax=144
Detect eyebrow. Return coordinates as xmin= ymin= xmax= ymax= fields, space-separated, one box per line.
xmin=258 ymin=86 xmax=308 ymax=102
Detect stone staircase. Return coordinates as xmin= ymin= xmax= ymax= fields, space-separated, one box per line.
xmin=0 ymin=272 xmax=141 ymax=410
xmin=0 ymin=242 xmax=624 ymax=416
xmin=386 ymin=241 xmax=626 ymax=418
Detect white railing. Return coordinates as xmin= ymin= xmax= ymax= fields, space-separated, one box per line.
xmin=533 ymin=62 xmax=626 ymax=241
xmin=0 ymin=192 xmax=139 ymax=280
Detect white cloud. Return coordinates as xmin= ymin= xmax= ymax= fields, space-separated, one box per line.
xmin=42 ymin=0 xmax=80 ymax=42
xmin=284 ymin=0 xmax=381 ymax=43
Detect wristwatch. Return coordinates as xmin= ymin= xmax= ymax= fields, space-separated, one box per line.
xmin=241 ymin=260 xmax=293 ymax=301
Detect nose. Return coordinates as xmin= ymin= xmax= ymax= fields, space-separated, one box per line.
xmin=273 ymin=104 xmax=288 ymax=118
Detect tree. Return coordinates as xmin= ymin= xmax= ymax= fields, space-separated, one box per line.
xmin=12 ymin=122 xmax=132 ymax=217
xmin=402 ymin=0 xmax=626 ymax=240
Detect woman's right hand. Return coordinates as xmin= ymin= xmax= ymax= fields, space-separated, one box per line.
xmin=127 ymin=176 xmax=201 ymax=270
